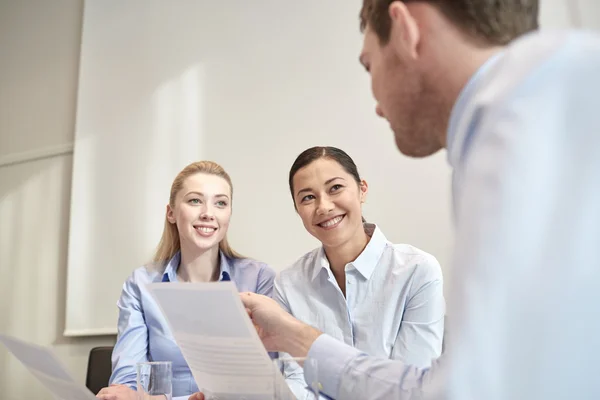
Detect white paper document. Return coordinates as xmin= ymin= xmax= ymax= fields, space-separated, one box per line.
xmin=147 ymin=281 xmax=295 ymax=400
xmin=0 ymin=334 xmax=97 ymax=400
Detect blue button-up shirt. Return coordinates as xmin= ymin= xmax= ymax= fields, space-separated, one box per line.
xmin=305 ymin=30 xmax=600 ymax=400
xmin=109 ymin=251 xmax=275 ymax=400
xmin=276 ymin=223 xmax=444 ymax=398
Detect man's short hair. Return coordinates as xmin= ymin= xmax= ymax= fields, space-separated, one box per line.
xmin=360 ymin=0 xmax=539 ymax=46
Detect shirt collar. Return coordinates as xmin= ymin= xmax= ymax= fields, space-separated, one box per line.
xmin=161 ymin=251 xmax=232 ymax=282
xmin=161 ymin=252 xmax=181 ymax=282
xmin=447 ymin=51 xmax=504 ymax=169
xmin=351 ymin=223 xmax=388 ymax=279
xmin=313 ymin=247 xmax=332 ymax=282
xmin=311 ymin=223 xmax=388 ymax=281
xmin=219 ymin=253 xmax=233 ymax=281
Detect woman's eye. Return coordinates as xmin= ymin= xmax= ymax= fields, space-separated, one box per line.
xmin=301 ymin=194 xmax=315 ymax=202
xmin=189 ymin=198 xmax=201 ymax=204
xmin=216 ymin=200 xmax=228 ymax=207
xmin=331 ymin=184 xmax=343 ymax=192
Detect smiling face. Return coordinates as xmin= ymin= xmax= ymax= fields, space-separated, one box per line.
xmin=292 ymin=158 xmax=368 ymax=249
xmin=166 ymin=172 xmax=232 ymax=256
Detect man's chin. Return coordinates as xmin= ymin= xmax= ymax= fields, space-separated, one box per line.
xmin=394 ymin=134 xmax=443 ymax=158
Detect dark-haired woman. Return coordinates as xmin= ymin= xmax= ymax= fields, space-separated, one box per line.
xmin=276 ymin=146 xmax=445 ymax=399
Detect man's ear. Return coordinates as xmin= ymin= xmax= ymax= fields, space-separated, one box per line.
xmin=388 ymin=1 xmax=421 ymax=59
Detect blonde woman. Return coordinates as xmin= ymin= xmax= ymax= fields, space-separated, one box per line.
xmin=97 ymin=161 xmax=275 ymax=400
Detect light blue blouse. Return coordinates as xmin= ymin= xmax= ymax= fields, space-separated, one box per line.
xmin=109 ymin=251 xmax=275 ymax=399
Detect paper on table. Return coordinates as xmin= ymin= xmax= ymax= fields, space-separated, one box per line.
xmin=147 ymin=281 xmax=295 ymax=400
xmin=0 ymin=334 xmax=97 ymax=400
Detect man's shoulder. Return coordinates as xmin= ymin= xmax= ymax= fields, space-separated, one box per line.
xmin=488 ymin=30 xmax=599 ymax=94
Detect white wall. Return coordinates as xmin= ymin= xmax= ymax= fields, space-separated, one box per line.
xmin=65 ymin=0 xmax=455 ymax=336
xmin=579 ymin=0 xmax=600 ymax=29
xmin=0 ymin=1 xmax=598 ymax=399
xmin=0 ymin=1 xmax=115 ymax=400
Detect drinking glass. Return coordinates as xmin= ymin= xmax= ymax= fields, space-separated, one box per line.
xmin=136 ymin=361 xmax=172 ymax=400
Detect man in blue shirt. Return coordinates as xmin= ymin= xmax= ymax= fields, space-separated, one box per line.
xmin=232 ymin=1 xmax=600 ymax=400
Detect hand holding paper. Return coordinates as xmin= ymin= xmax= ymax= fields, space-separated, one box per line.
xmin=146 ymin=281 xmax=295 ymax=400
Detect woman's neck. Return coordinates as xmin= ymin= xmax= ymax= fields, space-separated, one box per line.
xmin=177 ymin=246 xmax=220 ymax=283
xmin=324 ymin=227 xmax=370 ymax=296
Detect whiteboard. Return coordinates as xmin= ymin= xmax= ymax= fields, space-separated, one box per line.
xmin=65 ymin=0 xmax=453 ymax=336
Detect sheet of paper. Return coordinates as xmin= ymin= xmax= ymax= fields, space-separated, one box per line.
xmin=147 ymin=281 xmax=295 ymax=399
xmin=0 ymin=334 xmax=97 ymax=400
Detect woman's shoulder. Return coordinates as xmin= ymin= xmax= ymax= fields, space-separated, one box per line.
xmin=387 ymin=242 xmax=443 ymax=280
xmin=277 ymin=247 xmax=323 ymax=282
xmin=228 ymin=256 xmax=274 ymax=277
xmin=125 ymin=262 xmax=166 ymax=286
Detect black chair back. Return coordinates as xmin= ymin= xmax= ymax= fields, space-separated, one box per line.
xmin=85 ymin=346 xmax=114 ymax=394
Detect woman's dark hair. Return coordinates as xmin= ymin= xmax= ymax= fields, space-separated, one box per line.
xmin=289 ymin=147 xmax=366 ymax=224
xmin=289 ymin=147 xmax=362 ymax=200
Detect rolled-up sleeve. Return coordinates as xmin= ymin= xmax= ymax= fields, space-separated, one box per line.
xmin=109 ymin=272 xmax=149 ymax=389
xmin=307 ymin=334 xmax=437 ymax=400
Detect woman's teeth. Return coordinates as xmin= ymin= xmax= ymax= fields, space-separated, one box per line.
xmin=319 ymin=215 xmax=343 ymax=228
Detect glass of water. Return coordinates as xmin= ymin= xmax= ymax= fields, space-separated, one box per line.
xmin=273 ymin=356 xmax=319 ymax=399
xmin=136 ymin=361 xmax=172 ymax=400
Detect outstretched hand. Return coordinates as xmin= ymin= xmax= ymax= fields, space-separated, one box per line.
xmin=240 ymin=292 xmax=321 ymax=355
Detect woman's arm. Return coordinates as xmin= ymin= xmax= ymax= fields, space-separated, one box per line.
xmin=255 ymin=263 xmax=276 ymax=298
xmin=273 ymin=277 xmax=318 ymax=399
xmin=391 ymin=256 xmax=445 ymax=368
xmin=109 ymin=271 xmax=150 ymax=389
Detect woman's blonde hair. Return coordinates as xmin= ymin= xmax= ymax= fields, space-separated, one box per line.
xmin=153 ymin=161 xmax=244 ymax=263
